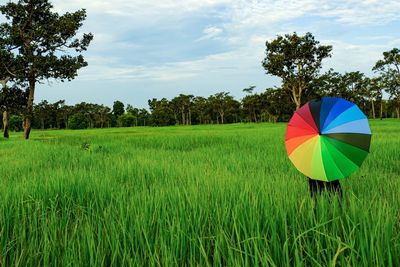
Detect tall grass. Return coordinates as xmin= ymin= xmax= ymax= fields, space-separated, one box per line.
xmin=0 ymin=120 xmax=399 ymax=266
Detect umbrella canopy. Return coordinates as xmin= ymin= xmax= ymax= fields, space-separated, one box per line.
xmin=285 ymin=97 xmax=371 ymax=181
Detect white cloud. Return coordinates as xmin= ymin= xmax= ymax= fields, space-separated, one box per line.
xmin=196 ymin=26 xmax=223 ymax=41
xmin=52 ymin=0 xmax=230 ymax=17
xmin=28 ymin=0 xmax=400 ymax=97
xmin=321 ymin=40 xmax=385 ymax=75
xmin=317 ymin=0 xmax=400 ymax=25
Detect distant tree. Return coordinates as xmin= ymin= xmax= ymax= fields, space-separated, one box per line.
xmin=261 ymin=88 xmax=293 ymax=122
xmin=373 ymin=48 xmax=400 ymax=118
xmin=95 ymin=105 xmax=111 ymax=128
xmin=242 ymin=86 xmax=259 ymax=122
xmin=341 ymin=72 xmax=367 ymax=107
xmin=208 ymin=92 xmax=237 ymax=124
xmin=126 ymin=105 xmax=138 ymax=116
xmin=367 ymin=77 xmax=384 ymax=119
xmin=68 ymin=113 xmax=89 ymax=129
xmin=126 ymin=105 xmax=148 ymax=126
xmin=242 ymin=85 xmax=256 ymax=95
xmin=137 ymin=109 xmax=150 ymax=126
xmin=192 ymin=96 xmax=209 ymax=124
xmin=33 ymin=100 xmax=53 ymax=129
xmin=9 ymin=114 xmax=23 ymax=132
xmin=113 ymin=101 xmax=125 ymax=117
xmin=0 ymin=84 xmax=26 ymax=138
xmin=0 ymin=0 xmax=93 ymax=139
xmin=118 ymin=113 xmax=136 ymax=127
xmin=317 ymin=70 xmax=368 ymax=105
xmin=148 ymin=98 xmax=175 ymax=126
xmin=171 ymin=94 xmax=194 ymax=125
xmin=262 ymin=32 xmax=332 ymax=110
xmin=316 ymin=70 xmax=345 ymax=97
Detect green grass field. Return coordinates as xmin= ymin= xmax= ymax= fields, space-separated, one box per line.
xmin=0 ymin=120 xmax=399 ymax=266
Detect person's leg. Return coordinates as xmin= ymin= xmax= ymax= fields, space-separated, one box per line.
xmin=325 ymin=180 xmax=342 ymax=198
xmin=308 ymin=177 xmax=326 ymax=198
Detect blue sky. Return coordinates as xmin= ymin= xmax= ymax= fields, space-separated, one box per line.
xmin=26 ymin=0 xmax=400 ymax=108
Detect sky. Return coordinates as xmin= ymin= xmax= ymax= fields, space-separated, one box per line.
xmin=6 ymin=0 xmax=400 ymax=108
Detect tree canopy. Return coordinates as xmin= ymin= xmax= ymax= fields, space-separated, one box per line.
xmin=262 ymin=32 xmax=332 ymax=110
xmin=373 ymin=48 xmax=400 ymax=118
xmin=0 ymin=0 xmax=93 ymax=139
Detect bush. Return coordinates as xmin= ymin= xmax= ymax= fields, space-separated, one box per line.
xmin=68 ymin=113 xmax=89 ymax=129
xmin=118 ymin=113 xmax=136 ymax=127
xmin=9 ymin=115 xmax=23 ymax=132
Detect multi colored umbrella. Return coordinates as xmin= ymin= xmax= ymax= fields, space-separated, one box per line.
xmin=285 ymin=97 xmax=371 ymax=181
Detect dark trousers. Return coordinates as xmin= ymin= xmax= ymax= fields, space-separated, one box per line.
xmin=308 ymin=177 xmax=342 ymax=199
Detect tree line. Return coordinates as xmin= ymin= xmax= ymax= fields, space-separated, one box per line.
xmin=1 ymin=71 xmax=399 ymax=135
xmin=1 ymin=1 xmax=399 ymax=139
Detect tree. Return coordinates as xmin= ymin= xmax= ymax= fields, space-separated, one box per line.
xmin=367 ymin=77 xmax=384 ymax=119
xmin=68 ymin=113 xmax=89 ymax=129
xmin=261 ymin=88 xmax=293 ymax=122
xmin=0 ymin=84 xmax=26 ymax=137
xmin=262 ymin=32 xmax=332 ymax=110
xmin=373 ymin=48 xmax=400 ymax=118
xmin=242 ymin=86 xmax=259 ymax=122
xmin=137 ymin=109 xmax=150 ymax=126
xmin=113 ymin=101 xmax=125 ymax=117
xmin=148 ymin=98 xmax=175 ymax=126
xmin=0 ymin=0 xmax=93 ymax=139
xmin=341 ymin=71 xmax=367 ymax=108
xmin=208 ymin=92 xmax=237 ymax=124
xmin=95 ymin=105 xmax=111 ymax=128
xmin=9 ymin=114 xmax=23 ymax=132
xmin=316 ymin=70 xmax=371 ymax=113
xmin=171 ymin=94 xmax=194 ymax=125
xmin=118 ymin=113 xmax=136 ymax=127
xmin=242 ymin=85 xmax=256 ymax=95
xmin=192 ymin=96 xmax=209 ymax=124
xmin=33 ymin=100 xmax=53 ymax=129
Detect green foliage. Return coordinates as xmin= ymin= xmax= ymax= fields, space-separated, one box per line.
xmin=0 ymin=121 xmax=399 ymax=265
xmin=373 ymin=48 xmax=400 ymax=118
xmin=118 ymin=113 xmax=136 ymax=127
xmin=0 ymin=0 xmax=93 ymax=83
xmin=148 ymin=98 xmax=176 ymax=126
xmin=68 ymin=113 xmax=89 ymax=129
xmin=0 ymin=84 xmax=27 ymax=112
xmin=0 ymin=0 xmax=93 ymax=138
xmin=262 ymin=32 xmax=332 ymax=109
xmin=8 ymin=114 xmax=22 ymax=131
xmin=112 ymin=101 xmax=125 ymax=117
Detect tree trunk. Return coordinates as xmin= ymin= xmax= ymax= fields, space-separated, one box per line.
xmin=23 ymin=80 xmax=35 ymax=140
xmin=3 ymin=110 xmax=9 ymax=139
xmin=380 ymin=101 xmax=383 ymax=120
xmin=371 ymin=100 xmax=375 ymax=119
xmin=220 ymin=111 xmax=224 ymax=124
xmin=396 ymin=107 xmax=400 ymax=119
xmin=291 ymin=86 xmax=301 ymax=111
